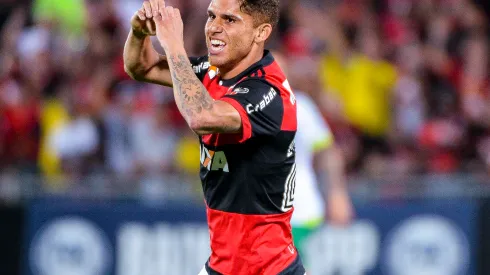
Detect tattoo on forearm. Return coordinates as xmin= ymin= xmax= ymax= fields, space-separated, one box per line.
xmin=168 ymin=54 xmax=213 ymax=120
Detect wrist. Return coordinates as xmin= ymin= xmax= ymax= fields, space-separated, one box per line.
xmin=328 ymin=186 xmax=348 ymax=195
xmin=131 ymin=28 xmax=147 ymax=39
xmin=161 ymin=42 xmax=185 ymax=55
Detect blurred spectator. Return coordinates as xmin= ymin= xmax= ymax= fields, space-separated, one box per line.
xmin=0 ymin=75 xmax=40 ymax=172
xmin=175 ymin=129 xmax=200 ymax=176
xmin=129 ymin=99 xmax=178 ymax=175
xmin=37 ymin=79 xmax=70 ymax=178
xmin=318 ymin=27 xmax=397 ymax=137
xmin=313 ymin=7 xmax=397 ymax=173
xmin=33 ymin=0 xmax=86 ymax=38
xmin=393 ymin=43 xmax=425 ymax=145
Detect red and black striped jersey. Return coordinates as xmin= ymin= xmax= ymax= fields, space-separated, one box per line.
xmin=190 ymin=51 xmax=300 ymax=275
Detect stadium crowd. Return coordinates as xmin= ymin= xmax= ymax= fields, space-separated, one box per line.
xmin=0 ymin=0 xmax=488 ymax=193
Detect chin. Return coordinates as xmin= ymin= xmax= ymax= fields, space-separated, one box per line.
xmin=208 ymin=55 xmax=228 ymax=68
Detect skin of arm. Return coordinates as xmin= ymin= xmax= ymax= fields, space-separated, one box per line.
xmin=123 ymin=31 xmax=172 ymax=86
xmin=123 ymin=1 xmax=173 ymax=86
xmin=154 ymin=6 xmax=242 ymax=135
xmin=314 ymin=142 xmax=354 ymax=225
xmin=123 ymin=1 xmax=242 ymax=135
xmin=166 ymin=51 xmax=242 ymax=135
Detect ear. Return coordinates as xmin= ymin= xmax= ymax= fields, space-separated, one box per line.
xmin=254 ymin=23 xmax=273 ymax=43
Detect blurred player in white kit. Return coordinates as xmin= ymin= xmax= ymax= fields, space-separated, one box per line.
xmin=274 ymin=52 xmax=355 ymax=267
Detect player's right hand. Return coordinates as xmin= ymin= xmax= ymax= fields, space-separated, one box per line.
xmin=131 ymin=0 xmax=163 ymax=37
xmin=326 ymin=188 xmax=354 ymax=226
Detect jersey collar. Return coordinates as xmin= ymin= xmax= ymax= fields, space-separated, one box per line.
xmin=219 ymin=50 xmax=275 ymax=87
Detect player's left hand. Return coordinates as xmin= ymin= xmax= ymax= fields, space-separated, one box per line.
xmin=154 ymin=1 xmax=184 ymax=52
xmin=326 ymin=188 xmax=354 ymax=226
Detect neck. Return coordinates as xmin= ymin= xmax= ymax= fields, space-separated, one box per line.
xmin=219 ymin=45 xmax=264 ymax=80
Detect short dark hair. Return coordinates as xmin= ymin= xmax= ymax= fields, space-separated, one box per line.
xmin=239 ymin=0 xmax=280 ymax=28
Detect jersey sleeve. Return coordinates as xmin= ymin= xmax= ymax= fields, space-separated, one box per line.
xmin=189 ymin=56 xmax=210 ymax=82
xmin=220 ymin=79 xmax=283 ymax=142
xmin=296 ymin=92 xmax=334 ymax=151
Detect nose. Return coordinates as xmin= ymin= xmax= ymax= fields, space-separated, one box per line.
xmin=207 ymin=19 xmax=224 ymax=34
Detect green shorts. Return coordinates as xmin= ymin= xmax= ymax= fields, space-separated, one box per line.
xmin=292 ymin=218 xmax=323 ymax=266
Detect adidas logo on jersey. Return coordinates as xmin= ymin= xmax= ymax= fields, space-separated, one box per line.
xmin=246 ymin=88 xmax=277 ymax=114
xmin=200 ymin=144 xmax=229 ymax=172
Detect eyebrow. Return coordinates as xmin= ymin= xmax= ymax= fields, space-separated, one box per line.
xmin=223 ymin=13 xmax=241 ymax=21
xmin=207 ymin=9 xmax=244 ymax=22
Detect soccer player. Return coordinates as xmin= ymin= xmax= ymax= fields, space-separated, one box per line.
xmin=123 ymin=0 xmax=304 ymax=274
xmin=292 ymin=90 xmax=354 ymax=265
xmin=273 ymin=52 xmax=354 ymax=267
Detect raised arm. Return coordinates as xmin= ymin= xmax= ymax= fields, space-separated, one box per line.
xmin=153 ymin=3 xmax=242 ymax=135
xmin=123 ymin=0 xmax=172 ymax=86
xmin=166 ymin=53 xmax=242 ymax=135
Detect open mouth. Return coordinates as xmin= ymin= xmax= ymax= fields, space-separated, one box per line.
xmin=209 ymin=39 xmax=226 ymax=54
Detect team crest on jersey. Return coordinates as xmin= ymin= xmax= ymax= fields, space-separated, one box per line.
xmin=208 ymin=66 xmax=219 ymax=80
xmin=200 ymin=144 xmax=229 ymax=172
xmin=208 ymin=67 xmax=218 ymax=80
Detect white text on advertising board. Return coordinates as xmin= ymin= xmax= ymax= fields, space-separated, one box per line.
xmin=304 ymin=221 xmax=380 ymax=275
xmin=117 ymin=223 xmax=210 ymax=275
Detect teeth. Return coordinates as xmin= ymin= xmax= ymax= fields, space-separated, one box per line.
xmin=211 ymin=39 xmax=225 ymax=46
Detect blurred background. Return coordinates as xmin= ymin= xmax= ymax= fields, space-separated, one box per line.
xmin=0 ymin=0 xmax=488 ymax=274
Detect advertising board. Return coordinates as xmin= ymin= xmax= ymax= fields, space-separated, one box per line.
xmin=24 ymin=198 xmax=477 ymax=275
xmin=24 ymin=198 xmax=210 ymax=275
xmin=304 ymin=199 xmax=477 ymax=275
